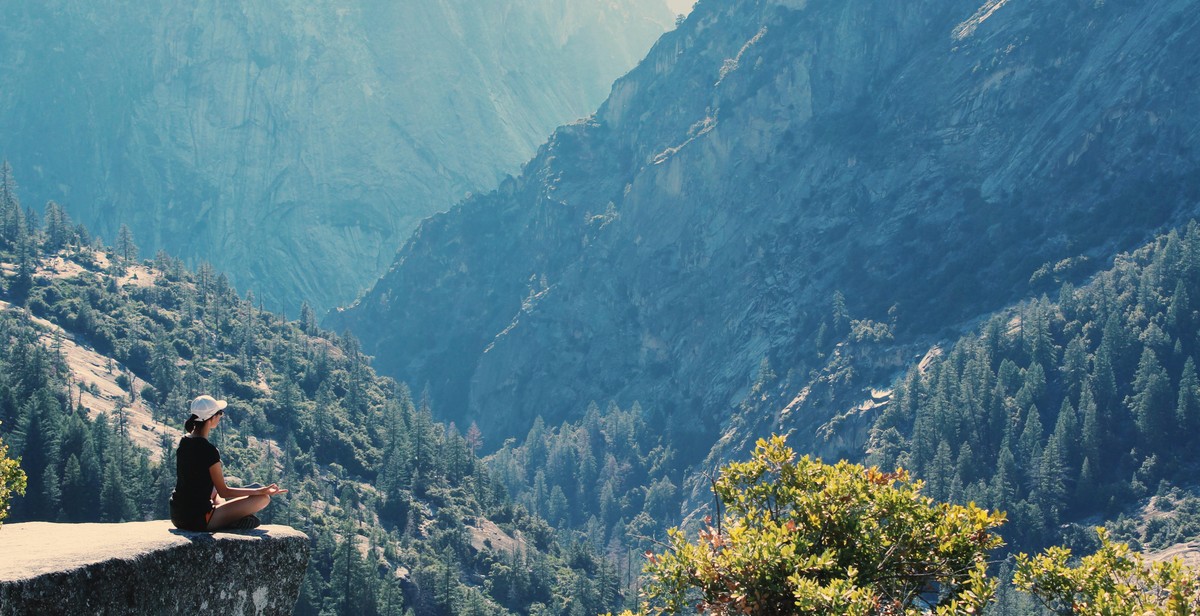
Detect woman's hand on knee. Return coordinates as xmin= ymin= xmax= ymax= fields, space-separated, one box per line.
xmin=259 ymin=483 xmax=288 ymax=497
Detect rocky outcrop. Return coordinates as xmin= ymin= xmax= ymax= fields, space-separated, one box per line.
xmin=0 ymin=0 xmax=677 ymax=312
xmin=331 ymin=0 xmax=1200 ymax=479
xmin=0 ymin=521 xmax=309 ymax=615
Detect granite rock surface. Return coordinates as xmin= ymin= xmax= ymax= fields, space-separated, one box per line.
xmin=331 ymin=0 xmax=1200 ymax=491
xmin=0 ymin=520 xmax=309 ymax=616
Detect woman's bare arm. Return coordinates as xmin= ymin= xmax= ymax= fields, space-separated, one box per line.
xmin=208 ymin=462 xmax=288 ymax=499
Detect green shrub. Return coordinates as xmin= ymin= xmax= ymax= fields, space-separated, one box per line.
xmin=633 ymin=436 xmax=1005 ymax=615
xmin=0 ymin=423 xmax=28 ymax=530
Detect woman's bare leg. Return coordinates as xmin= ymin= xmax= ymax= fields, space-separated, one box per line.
xmin=207 ymin=495 xmax=270 ymax=530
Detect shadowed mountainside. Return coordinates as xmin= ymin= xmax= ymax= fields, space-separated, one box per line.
xmin=0 ymin=0 xmax=677 ymax=313
xmin=332 ymin=0 xmax=1200 ymax=483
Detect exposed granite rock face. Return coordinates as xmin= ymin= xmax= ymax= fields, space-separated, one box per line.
xmin=332 ymin=0 xmax=1200 ymax=484
xmin=0 ymin=521 xmax=309 ymax=616
xmin=0 ymin=0 xmax=676 ymax=312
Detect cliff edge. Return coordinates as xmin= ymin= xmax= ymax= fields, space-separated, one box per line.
xmin=0 ymin=520 xmax=309 ymax=615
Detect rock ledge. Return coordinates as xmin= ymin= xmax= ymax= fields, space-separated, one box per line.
xmin=0 ymin=520 xmax=308 ymax=615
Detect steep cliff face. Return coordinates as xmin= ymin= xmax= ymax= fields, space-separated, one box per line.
xmin=0 ymin=0 xmax=676 ymax=312
xmin=332 ymin=0 xmax=1200 ymax=466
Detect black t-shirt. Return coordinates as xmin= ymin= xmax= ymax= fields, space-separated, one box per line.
xmin=174 ymin=435 xmax=220 ymax=513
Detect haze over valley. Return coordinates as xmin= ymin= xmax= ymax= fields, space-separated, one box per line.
xmin=3 ymin=0 xmax=1200 ymax=613
xmin=0 ymin=0 xmax=680 ymax=313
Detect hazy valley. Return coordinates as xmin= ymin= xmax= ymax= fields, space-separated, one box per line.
xmin=4 ymin=0 xmax=1200 ymax=613
xmin=0 ymin=0 xmax=679 ymax=313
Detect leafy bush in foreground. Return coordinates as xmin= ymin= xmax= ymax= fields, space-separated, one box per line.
xmin=1015 ymin=528 xmax=1200 ymax=616
xmin=631 ymin=436 xmax=1005 ymax=615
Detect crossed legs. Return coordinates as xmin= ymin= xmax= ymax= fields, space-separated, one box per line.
xmin=207 ymin=495 xmax=270 ymax=530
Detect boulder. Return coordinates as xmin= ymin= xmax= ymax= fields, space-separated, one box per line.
xmin=0 ymin=520 xmax=309 ymax=615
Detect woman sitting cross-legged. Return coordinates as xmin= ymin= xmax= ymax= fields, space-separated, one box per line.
xmin=169 ymin=395 xmax=286 ymax=531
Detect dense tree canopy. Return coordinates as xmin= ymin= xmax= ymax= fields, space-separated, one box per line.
xmin=6 ymin=162 xmax=1200 ymax=615
xmin=870 ymin=222 xmax=1200 ymax=553
xmin=0 ymin=169 xmax=625 ymax=615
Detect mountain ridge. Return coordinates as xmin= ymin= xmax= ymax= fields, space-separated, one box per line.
xmin=331 ymin=0 xmax=1200 ymax=472
xmin=0 ymin=182 xmax=629 ymax=614
xmin=0 ymin=0 xmax=676 ymax=313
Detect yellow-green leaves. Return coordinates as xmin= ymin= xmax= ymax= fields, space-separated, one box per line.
xmin=1014 ymin=527 xmax=1200 ymax=615
xmin=625 ymin=439 xmax=1200 ymax=615
xmin=637 ymin=436 xmax=1005 ymax=614
xmin=0 ymin=421 xmax=28 ymax=530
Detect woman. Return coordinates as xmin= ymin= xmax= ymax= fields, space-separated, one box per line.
xmin=169 ymin=395 xmax=286 ymax=531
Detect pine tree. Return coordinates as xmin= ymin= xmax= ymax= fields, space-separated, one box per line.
xmin=116 ymin=223 xmax=138 ymax=264
xmin=991 ymin=446 xmax=1019 ymax=511
xmin=1075 ymin=456 xmax=1096 ymax=510
xmin=12 ymin=230 xmax=34 ymax=300
xmin=1129 ymin=347 xmax=1173 ymax=456
xmin=40 ymin=464 xmax=62 ymax=521
xmin=525 ymin=416 xmax=548 ymax=474
xmin=1092 ymin=333 xmax=1120 ymax=414
xmin=1050 ymin=398 xmax=1079 ymax=470
xmin=548 ymin=485 xmax=569 ymax=527
xmin=831 ymin=290 xmax=849 ymax=336
xmin=1061 ymin=336 xmax=1089 ymax=402
xmin=1166 ymin=279 xmax=1191 ymax=335
xmin=313 ymin=382 xmax=338 ymax=460
xmin=1016 ymin=405 xmax=1044 ymax=487
xmin=294 ymin=555 xmax=326 ymax=616
xmin=99 ymin=461 xmax=132 ymax=521
xmin=329 ymin=517 xmax=377 ymax=616
xmin=926 ymin=441 xmax=954 ymax=502
xmin=0 ymin=160 xmax=22 ymax=246
xmin=1176 ymin=357 xmax=1200 ymax=439
xmin=61 ymin=454 xmax=86 ymax=522
xmin=42 ymin=201 xmax=72 ymax=251
xmin=908 ymin=405 xmax=939 ymax=475
xmin=11 ymin=391 xmax=61 ymax=520
xmin=298 ymin=301 xmax=317 ymax=335
xmin=1014 ymin=363 xmax=1046 ymax=412
xmin=531 ymin=471 xmax=548 ymax=519
xmin=1078 ymin=383 xmax=1102 ymax=471
xmin=1033 ymin=438 xmax=1067 ymax=525
xmin=955 ymin=442 xmax=976 ymax=486
xmin=465 ymin=421 xmax=483 ymax=456
xmin=1026 ymin=303 xmax=1057 ymax=369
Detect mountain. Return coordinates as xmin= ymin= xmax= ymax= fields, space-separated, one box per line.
xmin=0 ymin=187 xmax=626 ymax=615
xmin=0 ymin=0 xmax=677 ymax=313
xmin=330 ymin=0 xmax=1200 ymax=477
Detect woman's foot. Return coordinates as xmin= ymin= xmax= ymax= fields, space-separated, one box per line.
xmin=228 ymin=515 xmax=261 ymax=530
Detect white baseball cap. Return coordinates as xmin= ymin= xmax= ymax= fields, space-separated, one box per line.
xmin=189 ymin=395 xmax=228 ymax=421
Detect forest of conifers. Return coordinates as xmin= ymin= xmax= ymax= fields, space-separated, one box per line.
xmin=0 ymin=165 xmax=634 ymax=615
xmin=2 ymin=161 xmax=1200 ymax=614
xmin=869 ymin=222 xmax=1200 ymax=554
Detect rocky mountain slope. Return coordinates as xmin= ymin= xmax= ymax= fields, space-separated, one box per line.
xmin=0 ymin=0 xmax=677 ymax=313
xmin=331 ymin=0 xmax=1200 ymax=478
xmin=0 ymin=202 xmax=626 ymax=613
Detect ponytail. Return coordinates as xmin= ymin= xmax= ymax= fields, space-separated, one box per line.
xmin=184 ymin=414 xmax=201 ymax=433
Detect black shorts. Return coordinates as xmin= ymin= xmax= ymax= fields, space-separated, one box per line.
xmin=169 ymin=494 xmax=212 ymax=532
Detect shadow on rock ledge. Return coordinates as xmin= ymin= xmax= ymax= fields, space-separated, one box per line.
xmin=0 ymin=520 xmax=309 ymax=615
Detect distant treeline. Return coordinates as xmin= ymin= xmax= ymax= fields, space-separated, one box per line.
xmin=871 ymin=222 xmax=1200 ymax=553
